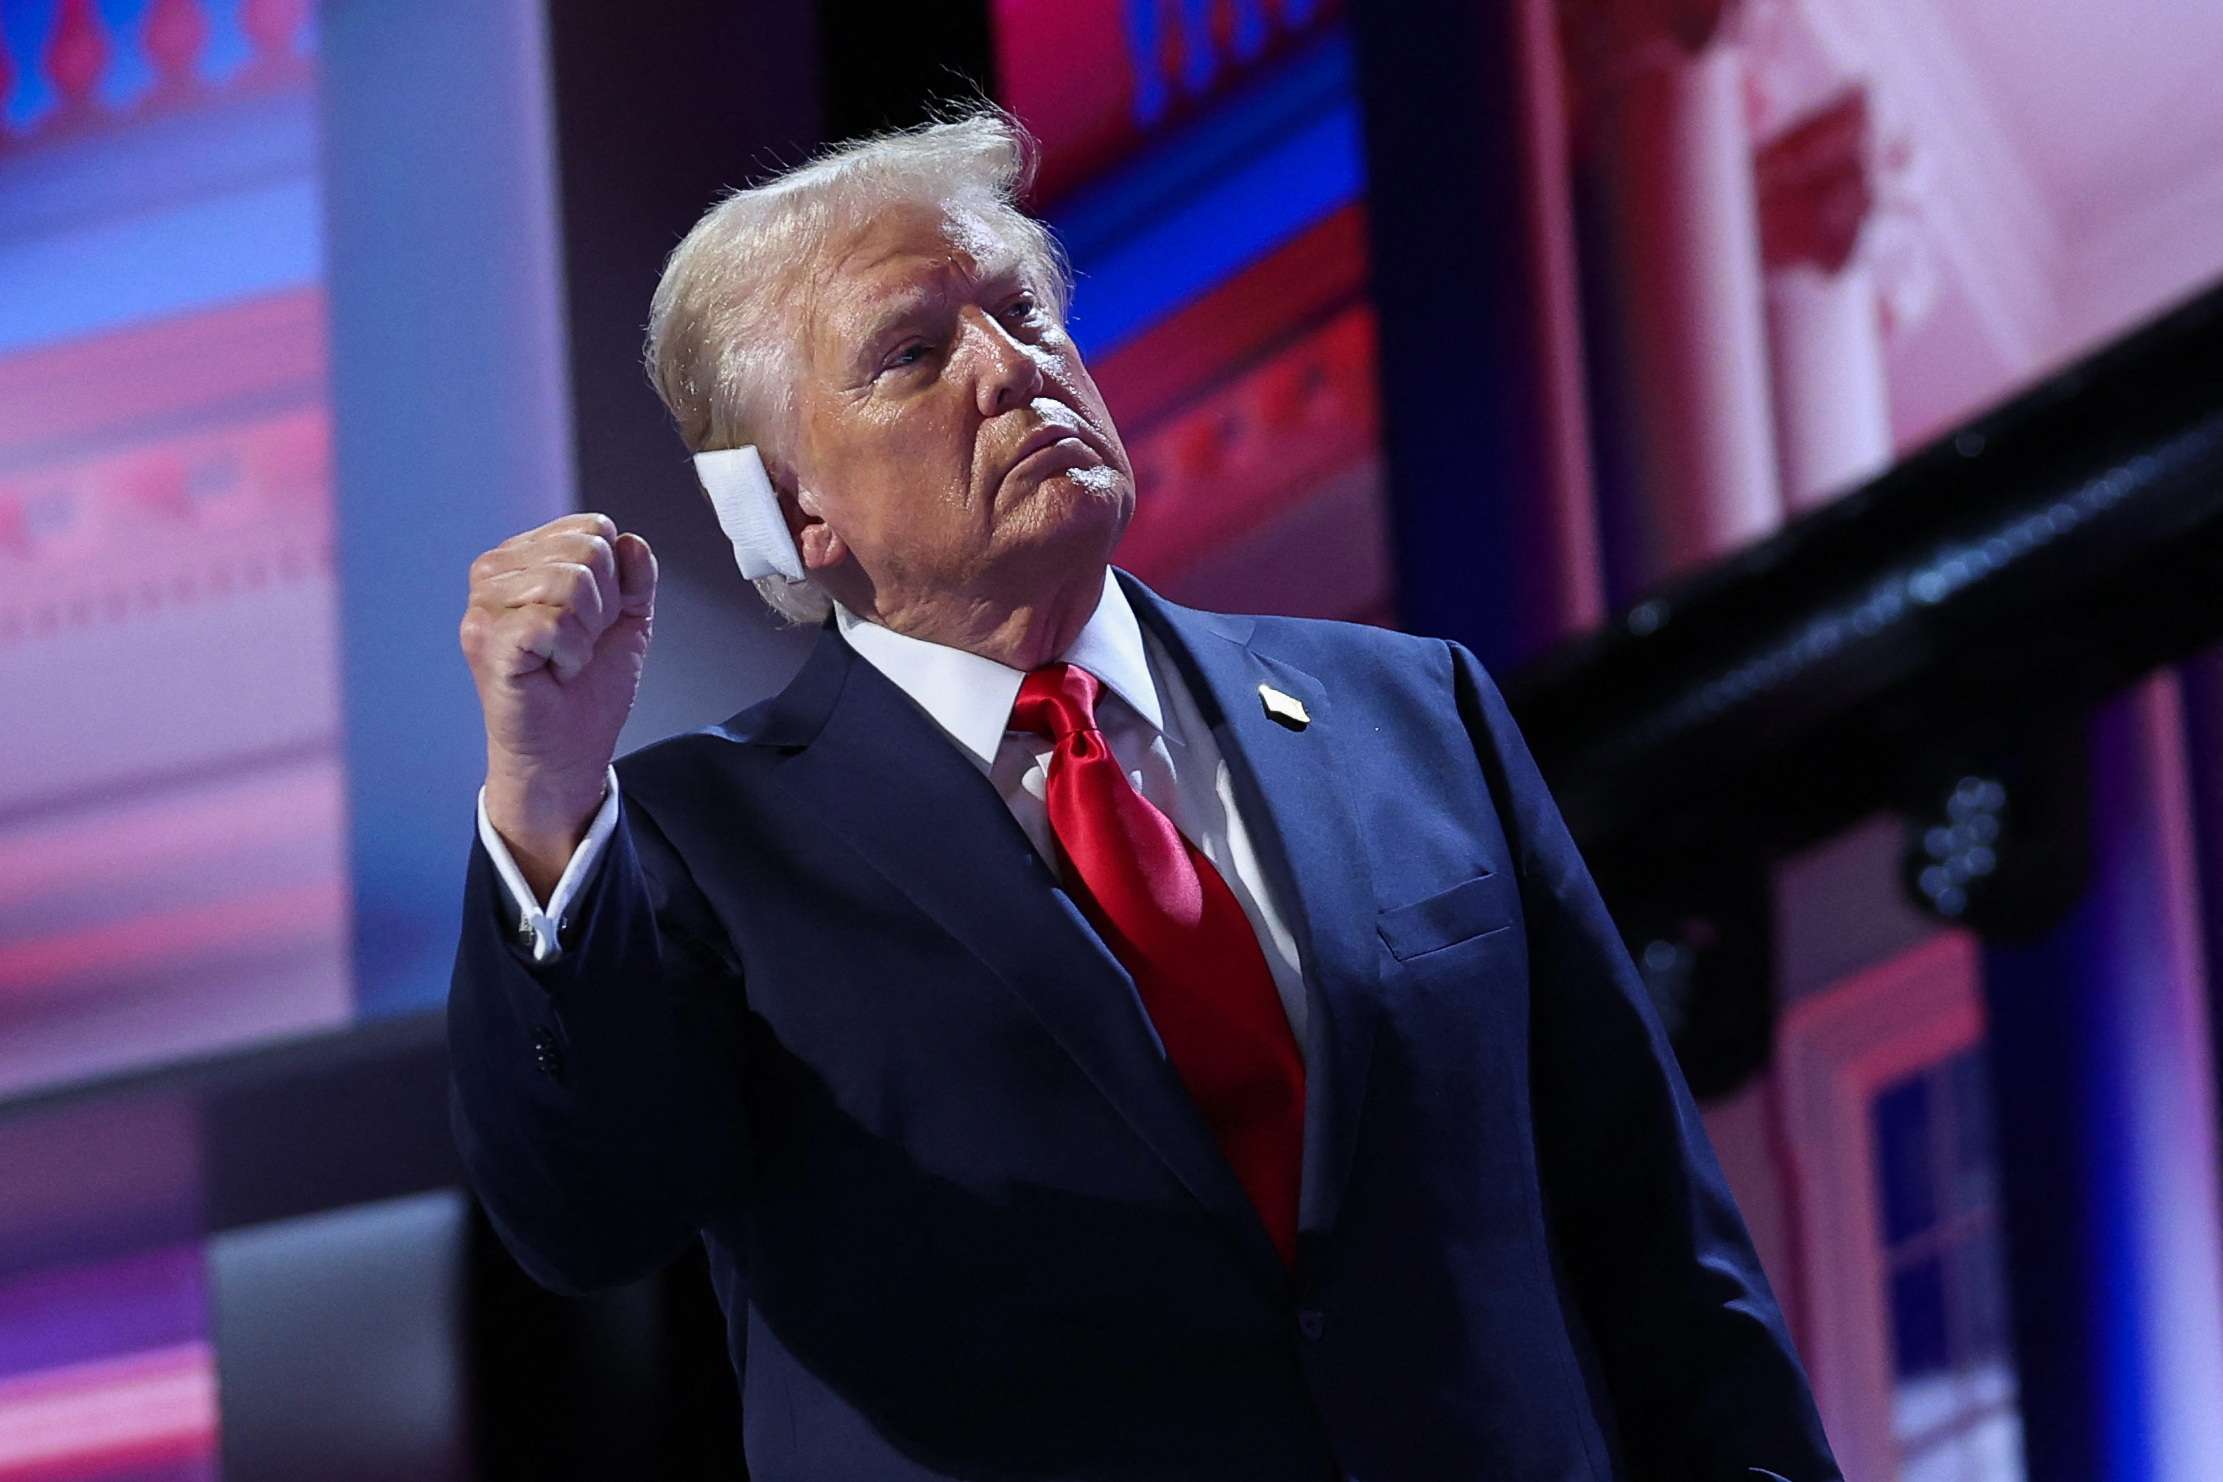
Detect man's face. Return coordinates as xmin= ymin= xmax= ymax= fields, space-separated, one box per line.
xmin=787 ymin=199 xmax=1135 ymax=623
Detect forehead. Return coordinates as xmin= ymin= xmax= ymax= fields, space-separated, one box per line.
xmin=805 ymin=200 xmax=1029 ymax=337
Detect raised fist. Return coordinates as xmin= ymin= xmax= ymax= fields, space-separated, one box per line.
xmin=460 ymin=513 xmax=656 ymax=875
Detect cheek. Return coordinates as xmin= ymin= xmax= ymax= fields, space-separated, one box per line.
xmin=878 ymin=400 xmax=968 ymax=464
xmin=836 ymin=405 xmax=966 ymax=508
xmin=1058 ymin=364 xmax=1127 ymax=459
xmin=844 ymin=417 xmax=982 ymax=554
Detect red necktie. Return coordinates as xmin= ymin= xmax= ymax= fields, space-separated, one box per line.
xmin=1012 ymin=661 xmax=1307 ymax=1271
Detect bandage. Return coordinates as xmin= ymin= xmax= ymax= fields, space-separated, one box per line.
xmin=692 ymin=446 xmax=805 ymax=582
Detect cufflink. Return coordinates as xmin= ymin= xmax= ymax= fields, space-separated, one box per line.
xmin=1258 ymin=683 xmax=1310 ymax=730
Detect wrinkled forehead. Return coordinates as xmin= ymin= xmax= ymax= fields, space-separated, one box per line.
xmin=801 ymin=198 xmax=1035 ymax=361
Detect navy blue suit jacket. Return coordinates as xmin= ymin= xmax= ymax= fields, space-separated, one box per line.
xmin=447 ymin=568 xmax=1841 ymax=1480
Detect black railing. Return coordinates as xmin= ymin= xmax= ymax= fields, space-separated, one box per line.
xmin=1509 ymin=279 xmax=2223 ymax=873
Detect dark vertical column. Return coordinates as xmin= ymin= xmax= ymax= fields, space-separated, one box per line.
xmin=1979 ymin=681 xmax=2223 ymax=1482
xmin=1347 ymin=0 xmax=1600 ymax=670
xmin=1979 ymin=877 xmax=2108 ymax=1482
xmin=2177 ymin=649 xmax=2223 ymax=1215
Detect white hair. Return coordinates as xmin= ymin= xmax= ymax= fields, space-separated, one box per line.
xmin=643 ymin=107 xmax=1074 ymax=625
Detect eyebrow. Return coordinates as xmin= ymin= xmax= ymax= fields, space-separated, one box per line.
xmin=850 ymin=250 xmax=1034 ymax=356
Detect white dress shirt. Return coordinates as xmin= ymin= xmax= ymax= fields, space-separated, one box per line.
xmin=476 ymin=567 xmax=1311 ymax=1062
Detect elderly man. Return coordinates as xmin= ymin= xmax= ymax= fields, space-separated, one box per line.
xmin=447 ymin=112 xmax=1840 ymax=1480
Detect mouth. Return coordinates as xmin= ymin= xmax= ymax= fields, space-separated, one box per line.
xmin=1003 ymin=425 xmax=1103 ymax=482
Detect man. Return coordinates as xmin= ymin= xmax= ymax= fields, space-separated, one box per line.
xmin=447 ymin=111 xmax=1841 ymax=1480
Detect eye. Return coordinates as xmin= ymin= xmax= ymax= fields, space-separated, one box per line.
xmin=880 ymin=340 xmax=934 ymax=374
xmin=1003 ymin=293 xmax=1040 ymax=323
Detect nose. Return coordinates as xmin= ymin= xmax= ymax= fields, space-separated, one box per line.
xmin=960 ymin=305 xmax=1047 ymax=417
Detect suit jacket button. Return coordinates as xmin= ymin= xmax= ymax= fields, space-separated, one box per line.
xmin=530 ymin=1028 xmax=564 ymax=1081
xmin=1297 ymin=1308 xmax=1325 ymax=1341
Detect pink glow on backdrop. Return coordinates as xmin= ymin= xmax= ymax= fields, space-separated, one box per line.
xmin=0 ymin=14 xmax=347 ymax=1095
xmin=0 ymin=1342 xmax=219 ymax=1482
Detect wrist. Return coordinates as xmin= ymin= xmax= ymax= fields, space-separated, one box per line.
xmin=483 ymin=753 xmax=609 ymax=859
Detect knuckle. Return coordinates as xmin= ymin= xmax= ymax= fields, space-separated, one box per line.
xmin=557 ymin=562 xmax=598 ymax=607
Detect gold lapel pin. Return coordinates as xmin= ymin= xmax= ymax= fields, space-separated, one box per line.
xmin=1258 ymin=683 xmax=1311 ymax=731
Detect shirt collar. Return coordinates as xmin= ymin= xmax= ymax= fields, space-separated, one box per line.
xmin=832 ymin=567 xmax=1163 ymax=772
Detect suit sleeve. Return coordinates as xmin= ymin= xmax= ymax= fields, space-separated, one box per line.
xmin=446 ymin=790 xmax=751 ymax=1296
xmin=1446 ymin=639 xmax=1843 ymax=1481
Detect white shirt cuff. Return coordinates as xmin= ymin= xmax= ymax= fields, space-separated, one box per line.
xmin=475 ymin=766 xmax=622 ymax=964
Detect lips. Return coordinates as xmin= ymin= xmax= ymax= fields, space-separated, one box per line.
xmin=1003 ymin=424 xmax=1100 ymax=481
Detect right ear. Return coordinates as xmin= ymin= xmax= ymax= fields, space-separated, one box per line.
xmin=763 ymin=452 xmax=847 ymax=573
xmin=791 ymin=484 xmax=848 ymax=571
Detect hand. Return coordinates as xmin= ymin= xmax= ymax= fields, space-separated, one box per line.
xmin=460 ymin=513 xmax=656 ymax=876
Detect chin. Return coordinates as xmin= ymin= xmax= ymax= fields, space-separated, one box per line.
xmin=1051 ymin=466 xmax=1131 ymax=532
xmin=1000 ymin=469 xmax=1129 ymax=566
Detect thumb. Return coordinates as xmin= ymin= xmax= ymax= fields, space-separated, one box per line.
xmin=614 ymin=531 xmax=657 ymax=618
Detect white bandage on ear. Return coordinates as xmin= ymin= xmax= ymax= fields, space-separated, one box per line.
xmin=692 ymin=445 xmax=806 ymax=583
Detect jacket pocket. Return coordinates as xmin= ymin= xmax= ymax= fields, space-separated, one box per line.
xmin=1375 ymin=871 xmax=1517 ymax=962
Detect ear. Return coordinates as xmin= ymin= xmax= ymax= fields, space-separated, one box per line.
xmin=761 ymin=452 xmax=846 ymax=572
xmin=795 ymin=487 xmax=848 ymax=570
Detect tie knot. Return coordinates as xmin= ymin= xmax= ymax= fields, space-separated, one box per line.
xmin=1011 ymin=661 xmax=1102 ymax=742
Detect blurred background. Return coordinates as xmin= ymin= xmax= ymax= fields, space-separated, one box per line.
xmin=2 ymin=0 xmax=2221 ymax=1477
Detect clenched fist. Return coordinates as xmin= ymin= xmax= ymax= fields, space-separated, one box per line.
xmin=460 ymin=513 xmax=657 ymax=893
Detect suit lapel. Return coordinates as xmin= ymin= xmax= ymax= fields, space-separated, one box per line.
xmin=1117 ymin=571 xmax=1385 ymax=1259
xmin=754 ymin=618 xmax=1291 ymax=1300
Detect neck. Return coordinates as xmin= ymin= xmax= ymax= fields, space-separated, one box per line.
xmin=844 ymin=564 xmax=1109 ymax=670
